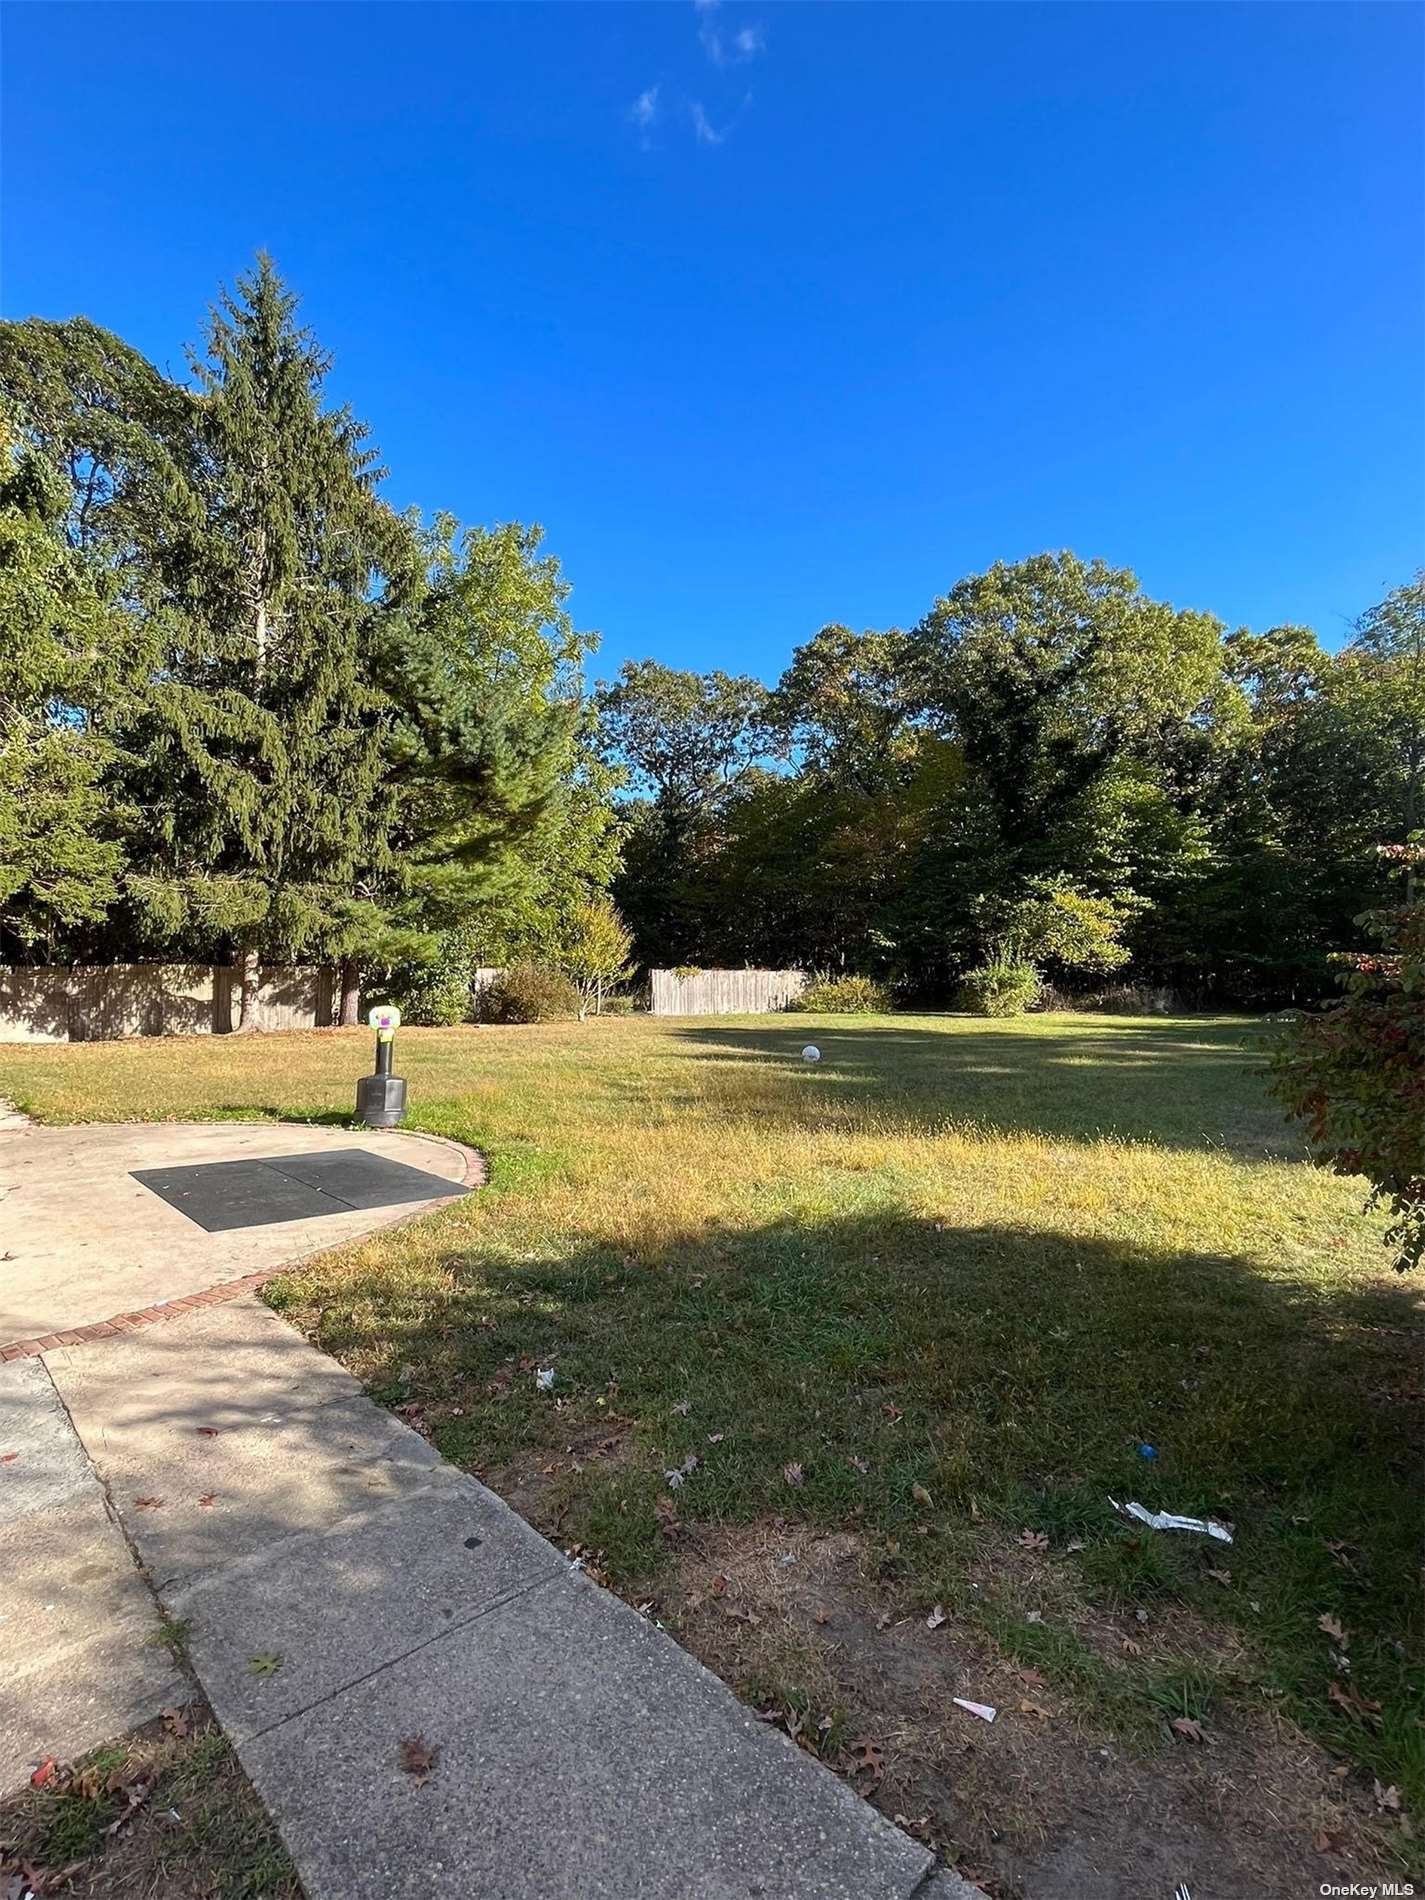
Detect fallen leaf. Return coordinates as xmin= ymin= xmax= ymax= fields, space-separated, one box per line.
xmin=671 ymin=1400 xmax=691 ymax=1416
xmin=247 ymin=1653 xmax=283 ymax=1677
xmin=709 ymin=1572 xmax=729 ymax=1596
xmin=1120 ymin=1635 xmax=1143 ymax=1656
xmin=398 ymin=1735 xmax=440 ymax=1783
xmin=911 ymin=1483 xmax=933 ymax=1509
xmin=134 ymin=1496 xmax=164 ymax=1509
xmin=1065 ymin=1536 xmax=1085 ymax=1553
xmin=881 ymin=1403 xmax=902 ymax=1423
xmin=1018 ymin=1667 xmax=1047 ymax=1686
xmin=1314 ymin=1825 xmax=1345 ymax=1854
xmin=29 ymin=1756 xmax=58 ymax=1789
xmin=1019 ymin=1698 xmax=1052 ymax=1719
xmin=1171 ymin=1716 xmax=1205 ymax=1743
xmin=161 ymin=1707 xmax=191 ymax=1738
xmin=1019 ymin=1529 xmax=1049 ymax=1551
xmin=1327 ymin=1679 xmax=1382 ymax=1726
xmin=813 ymin=1604 xmax=831 ymax=1626
xmin=876 ymin=1611 xmax=893 ymax=1630
xmin=925 ymin=1604 xmax=947 ymax=1631
xmin=847 ymin=1738 xmax=884 ymax=1786
xmin=1 ymin=1452 xmax=19 ymax=1465
xmin=197 ymin=1493 xmax=218 ymax=1508
xmin=1318 ymin=1612 xmax=1349 ymax=1646
xmin=1375 ymin=1780 xmax=1402 ymax=1813
xmin=707 ymin=1432 xmax=724 ymax=1444
xmin=783 ymin=1462 xmax=804 ymax=1487
xmin=1206 ymin=1567 xmax=1232 ymax=1587
xmin=846 ymin=1455 xmax=869 ymax=1473
xmin=195 ymin=1427 xmax=220 ymax=1438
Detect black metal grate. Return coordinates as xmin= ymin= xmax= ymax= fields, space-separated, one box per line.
xmin=131 ymin=1147 xmax=466 ymax=1233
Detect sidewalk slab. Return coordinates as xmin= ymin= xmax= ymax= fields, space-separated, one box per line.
xmin=240 ymin=1570 xmax=935 ymax=1900
xmin=46 ymin=1307 xmax=450 ymax=1586
xmin=168 ymin=1481 xmax=563 ymax=1741
xmin=0 ymin=1360 xmax=183 ymax=1791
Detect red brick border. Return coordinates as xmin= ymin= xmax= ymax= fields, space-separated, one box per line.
xmin=0 ymin=1131 xmax=485 ymax=1361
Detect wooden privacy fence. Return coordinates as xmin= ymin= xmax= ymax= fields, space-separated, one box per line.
xmin=0 ymin=964 xmax=339 ymax=1042
xmin=650 ymin=967 xmax=806 ymax=1017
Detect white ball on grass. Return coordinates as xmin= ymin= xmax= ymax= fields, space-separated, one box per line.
xmin=802 ymin=1045 xmax=821 ymax=1063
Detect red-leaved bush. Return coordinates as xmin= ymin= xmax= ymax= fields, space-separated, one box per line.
xmin=1270 ymin=843 xmax=1425 ymax=1271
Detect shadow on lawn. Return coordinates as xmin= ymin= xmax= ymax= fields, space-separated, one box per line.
xmin=661 ymin=1015 xmax=1293 ymax=1158
xmin=273 ymin=1201 xmax=1424 ymax=1796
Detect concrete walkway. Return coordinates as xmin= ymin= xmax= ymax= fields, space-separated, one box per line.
xmin=1 ymin=1100 xmax=979 ymax=1897
xmin=8 ymin=1294 xmax=978 ymax=1897
xmin=0 ymin=1119 xmax=475 ymax=1347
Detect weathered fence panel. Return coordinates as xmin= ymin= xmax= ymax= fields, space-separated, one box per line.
xmin=0 ymin=964 xmax=339 ymax=1042
xmin=650 ymin=968 xmax=806 ymax=1017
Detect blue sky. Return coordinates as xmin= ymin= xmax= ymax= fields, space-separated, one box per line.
xmin=4 ymin=1 xmax=1421 ymax=679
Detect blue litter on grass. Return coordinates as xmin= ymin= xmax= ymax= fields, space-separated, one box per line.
xmin=1138 ymin=1444 xmax=1158 ymax=1460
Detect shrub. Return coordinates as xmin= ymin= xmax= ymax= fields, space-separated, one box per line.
xmin=481 ymin=963 xmax=580 ymax=1024
xmin=789 ymin=973 xmax=893 ymax=1014
xmin=955 ymin=955 xmax=1043 ymax=1017
xmin=1270 ymin=845 xmax=1424 ymax=1270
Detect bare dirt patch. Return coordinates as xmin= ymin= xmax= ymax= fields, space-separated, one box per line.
xmin=650 ymin=1519 xmax=1405 ymax=1900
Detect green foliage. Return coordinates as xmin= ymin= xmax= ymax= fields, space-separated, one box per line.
xmin=955 ymin=954 xmax=1043 ymax=1017
xmin=0 ymin=412 xmax=130 ymax=952
xmin=482 ymin=962 xmax=580 ymax=1024
xmin=991 ymin=876 xmax=1135 ymax=982
xmin=559 ymin=896 xmax=633 ymax=1017
xmin=0 ymin=261 xmax=620 ymax=998
xmin=1270 ymin=843 xmax=1425 ymax=1270
xmin=788 ymin=973 xmax=893 ymax=1013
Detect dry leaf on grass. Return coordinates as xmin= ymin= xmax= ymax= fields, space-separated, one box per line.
xmin=398 ymin=1735 xmax=440 ymax=1784
xmin=1327 ymin=1679 xmax=1382 ymax=1726
xmin=846 ymin=1455 xmax=869 ymax=1474
xmin=1318 ymin=1612 xmax=1348 ymax=1645
xmin=925 ymin=1604 xmax=947 ymax=1631
xmin=1374 ymin=1780 xmax=1402 ymax=1813
xmin=247 ymin=1653 xmax=283 ymax=1677
xmin=911 ymin=1483 xmax=933 ymax=1509
xmin=1019 ymin=1698 xmax=1052 ymax=1719
xmin=1171 ymin=1717 xmax=1205 ymax=1743
xmin=1018 ymin=1529 xmax=1049 ymax=1551
xmin=813 ymin=1604 xmax=831 ymax=1626
xmin=782 ymin=1462 xmax=804 ymax=1487
xmin=1206 ymin=1567 xmax=1232 ymax=1586
xmin=161 ymin=1707 xmax=190 ymax=1738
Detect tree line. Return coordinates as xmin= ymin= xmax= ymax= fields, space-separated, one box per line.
xmin=3 ymin=255 xmax=1420 ymax=1023
xmin=0 ymin=257 xmax=622 ymax=1025
xmin=598 ymin=563 xmax=1422 ymax=1008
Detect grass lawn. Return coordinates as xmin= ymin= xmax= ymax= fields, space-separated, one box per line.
xmin=0 ymin=1706 xmax=300 ymax=1899
xmin=3 ymin=1012 xmax=1419 ymax=1892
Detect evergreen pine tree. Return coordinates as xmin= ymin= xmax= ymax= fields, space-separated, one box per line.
xmin=121 ymin=256 xmax=415 ymax=1025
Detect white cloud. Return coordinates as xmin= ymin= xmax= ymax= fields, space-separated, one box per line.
xmin=629 ymin=84 xmax=660 ymax=131
xmin=732 ymin=24 xmax=764 ymax=58
xmin=688 ymin=100 xmax=725 ymax=145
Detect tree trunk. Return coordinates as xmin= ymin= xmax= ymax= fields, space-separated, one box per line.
xmin=339 ymin=958 xmax=361 ymax=1027
xmin=235 ymin=943 xmax=262 ymax=1033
